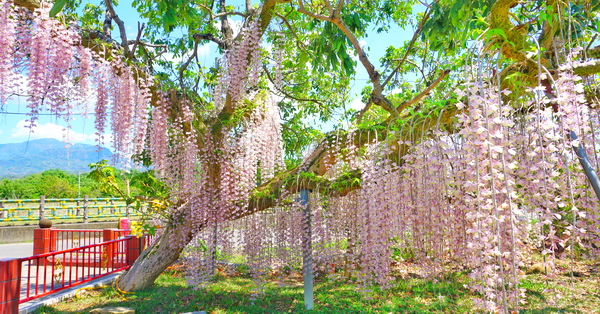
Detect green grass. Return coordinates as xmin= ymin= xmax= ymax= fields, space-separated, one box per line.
xmin=32 ymin=261 xmax=600 ymax=314
xmin=33 ymin=268 xmax=475 ymax=314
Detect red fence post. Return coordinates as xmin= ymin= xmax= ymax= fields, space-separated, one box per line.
xmin=103 ymin=229 xmax=118 ymax=268
xmin=33 ymin=228 xmax=55 ymax=256
xmin=126 ymin=236 xmax=142 ymax=266
xmin=0 ymin=258 xmax=22 ymax=314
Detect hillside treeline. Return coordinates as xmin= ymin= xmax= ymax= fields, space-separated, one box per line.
xmin=0 ymin=168 xmax=146 ymax=199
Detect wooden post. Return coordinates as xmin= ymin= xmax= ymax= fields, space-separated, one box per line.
xmin=39 ymin=195 xmax=45 ymax=219
xmin=83 ymin=195 xmax=89 ymax=223
xmin=76 ymin=200 xmax=81 ymax=217
xmin=0 ymin=258 xmax=21 ymax=314
xmin=0 ymin=200 xmax=4 ymax=220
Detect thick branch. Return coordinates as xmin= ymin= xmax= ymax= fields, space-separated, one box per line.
xmin=104 ymin=0 xmax=130 ymax=56
xmin=297 ymin=0 xmax=399 ymax=118
xmin=14 ymin=0 xmax=39 ymax=10
xmin=259 ymin=0 xmax=293 ymax=33
xmin=192 ymin=33 xmax=227 ymax=50
xmin=488 ymin=0 xmax=532 ymax=64
xmin=588 ymin=45 xmax=600 ymax=59
xmin=573 ymin=60 xmax=600 ymax=76
xmin=243 ymin=101 xmax=462 ymax=215
xmin=218 ymin=0 xmax=234 ymax=48
xmin=537 ymin=0 xmax=559 ymax=51
xmin=179 ymin=40 xmax=200 ymax=90
xmin=129 ymin=22 xmax=145 ymax=58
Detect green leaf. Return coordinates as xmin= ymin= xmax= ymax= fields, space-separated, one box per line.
xmin=487 ymin=28 xmax=508 ymax=41
xmin=49 ymin=0 xmax=67 ymax=17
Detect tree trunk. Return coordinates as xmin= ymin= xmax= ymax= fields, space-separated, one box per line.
xmin=118 ymin=219 xmax=193 ymax=291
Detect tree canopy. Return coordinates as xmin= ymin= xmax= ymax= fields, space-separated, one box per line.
xmin=3 ymin=0 xmax=600 ymax=311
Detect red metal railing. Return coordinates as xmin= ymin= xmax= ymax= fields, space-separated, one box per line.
xmin=114 ymin=229 xmax=132 ymax=239
xmin=0 ymin=227 xmax=157 ymax=313
xmin=18 ymin=237 xmax=137 ymax=304
xmin=51 ymin=230 xmax=104 ymax=252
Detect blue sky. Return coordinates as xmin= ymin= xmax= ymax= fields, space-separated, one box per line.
xmin=0 ymin=1 xmax=418 ymax=146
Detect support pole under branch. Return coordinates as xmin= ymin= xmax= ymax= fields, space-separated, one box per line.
xmin=300 ymin=189 xmax=314 ymax=311
xmin=569 ymin=130 xmax=600 ymax=201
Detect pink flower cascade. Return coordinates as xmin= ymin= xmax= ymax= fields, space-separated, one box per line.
xmin=178 ymin=61 xmax=600 ymax=311
xmin=182 ymin=94 xmax=284 ymax=287
xmin=212 ymin=19 xmax=262 ymax=114
xmin=0 ymin=0 xmax=16 ymax=107
xmin=0 ymin=2 xmax=151 ymax=156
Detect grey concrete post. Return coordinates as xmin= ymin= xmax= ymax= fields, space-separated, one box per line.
xmin=39 ymin=195 xmax=45 ymax=219
xmin=300 ymin=189 xmax=314 ymax=310
xmin=83 ymin=195 xmax=89 ymax=223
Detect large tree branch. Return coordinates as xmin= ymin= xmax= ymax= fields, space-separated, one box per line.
xmin=259 ymin=0 xmax=293 ymax=32
xmin=572 ymin=60 xmax=600 ymax=76
xmin=192 ymin=33 xmax=227 ymax=50
xmin=14 ymin=0 xmax=38 ymax=10
xmin=537 ymin=0 xmax=559 ymax=51
xmin=129 ymin=22 xmax=145 ymax=59
xmin=218 ymin=0 xmax=234 ymax=48
xmin=242 ymin=100 xmax=462 ymax=215
xmin=297 ymin=0 xmax=399 ymax=119
xmin=104 ymin=0 xmax=130 ymax=56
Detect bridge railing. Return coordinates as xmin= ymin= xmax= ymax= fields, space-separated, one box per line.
xmin=0 ymin=197 xmax=146 ymax=222
xmin=18 ymin=237 xmax=134 ymax=304
xmin=33 ymin=228 xmax=134 ymax=256
xmin=0 ymin=227 xmax=159 ymax=313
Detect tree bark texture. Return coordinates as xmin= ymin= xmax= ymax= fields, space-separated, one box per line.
xmin=118 ymin=218 xmax=193 ymax=291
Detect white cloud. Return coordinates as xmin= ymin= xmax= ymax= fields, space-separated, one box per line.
xmin=389 ymin=88 xmax=402 ymax=95
xmin=160 ymin=43 xmax=212 ymax=64
xmin=350 ymin=97 xmax=366 ymax=111
xmin=11 ymin=119 xmax=97 ymax=144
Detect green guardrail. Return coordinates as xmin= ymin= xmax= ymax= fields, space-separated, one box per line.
xmin=0 ymin=196 xmax=145 ymax=222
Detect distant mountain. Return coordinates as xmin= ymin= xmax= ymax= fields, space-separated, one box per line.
xmin=0 ymin=139 xmax=112 ymax=178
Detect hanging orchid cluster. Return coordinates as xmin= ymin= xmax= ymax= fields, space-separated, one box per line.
xmin=0 ymin=1 xmax=152 ymax=159
xmin=185 ymin=60 xmax=600 ymax=313
xmin=212 ymin=19 xmax=263 ymax=114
